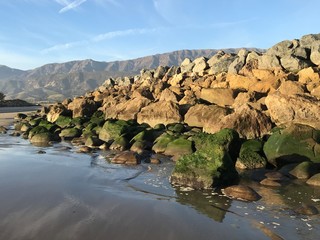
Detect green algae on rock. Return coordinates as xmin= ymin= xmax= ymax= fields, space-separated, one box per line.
xmin=263 ymin=124 xmax=320 ymax=167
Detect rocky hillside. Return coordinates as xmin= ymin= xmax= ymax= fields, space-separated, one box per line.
xmin=0 ymin=48 xmax=261 ymax=103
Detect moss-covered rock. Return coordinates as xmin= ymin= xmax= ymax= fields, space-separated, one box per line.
xmin=171 ymin=145 xmax=238 ymax=189
xmin=263 ymin=124 xmax=320 ymax=167
xmin=38 ymin=120 xmax=58 ymax=132
xmin=85 ymin=135 xmax=104 ymax=147
xmin=192 ymin=128 xmax=240 ymax=161
xmin=152 ymin=133 xmax=176 ymax=153
xmin=98 ymin=120 xmax=130 ymax=142
xmin=236 ymin=140 xmax=267 ymax=169
xmin=289 ymin=161 xmax=318 ymax=179
xmin=164 ymin=137 xmax=194 ymax=160
xmin=59 ymin=128 xmax=81 ymax=140
xmin=167 ymin=123 xmax=185 ymax=133
xmin=30 ymin=132 xmax=54 ymax=145
xmin=109 ymin=136 xmax=129 ymax=151
xmin=55 ymin=115 xmax=72 ymax=128
xmin=28 ymin=126 xmax=49 ymax=139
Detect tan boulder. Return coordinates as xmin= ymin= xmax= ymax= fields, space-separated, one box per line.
xmin=192 ymin=57 xmax=208 ymax=75
xmin=204 ymin=104 xmax=272 ymax=139
xmin=159 ymin=88 xmax=178 ymax=103
xmin=298 ymin=67 xmax=320 ymax=84
xmin=105 ymin=96 xmax=151 ymax=121
xmin=278 ymin=81 xmax=305 ymax=95
xmin=227 ymin=74 xmax=259 ymax=91
xmin=169 ymin=73 xmax=184 ymax=87
xmin=47 ymin=103 xmax=70 ymax=123
xmin=265 ymin=92 xmax=320 ymax=129
xmin=184 ymin=104 xmax=230 ymax=128
xmin=200 ymin=88 xmax=235 ymax=106
xmin=137 ymin=101 xmax=182 ymax=127
xmin=68 ymin=97 xmax=98 ymax=118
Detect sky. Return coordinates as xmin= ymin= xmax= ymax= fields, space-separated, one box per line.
xmin=0 ymin=0 xmax=320 ymax=70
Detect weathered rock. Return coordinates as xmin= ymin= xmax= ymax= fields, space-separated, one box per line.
xmin=260 ymin=179 xmax=282 ymax=187
xmin=85 ymin=136 xmax=104 ymax=147
xmin=257 ymin=54 xmax=281 ymax=69
xmin=0 ymin=126 xmax=7 ymax=134
xmin=153 ymin=65 xmax=168 ymax=79
xmin=300 ymin=33 xmax=320 ymax=47
xmin=170 ymin=145 xmax=238 ymax=189
xmin=200 ymin=88 xmax=235 ymax=106
xmin=228 ymin=49 xmax=248 ymax=74
xmin=68 ymin=97 xmax=98 ymax=118
xmin=159 ymin=88 xmax=178 ymax=103
xmin=98 ymin=120 xmax=129 ymax=143
xmin=227 ymin=74 xmax=259 ymax=91
xmin=192 ymin=57 xmax=208 ymax=75
xmin=209 ymin=54 xmax=236 ymax=74
xmin=310 ymin=41 xmax=320 ymax=65
xmin=104 ymin=96 xmax=151 ymax=121
xmin=265 ymin=92 xmax=320 ymax=129
xmin=236 ymin=140 xmax=267 ymax=170
xmin=55 ymin=115 xmax=72 ymax=128
xmin=152 ymin=133 xmax=176 ymax=153
xmin=298 ymin=67 xmax=320 ymax=84
xmin=306 ymin=173 xmax=320 ymax=186
xmin=263 ymin=124 xmax=320 ymax=167
xmin=47 ymin=104 xmax=71 ymax=123
xmin=289 ymin=161 xmax=318 ymax=179
xmin=222 ymin=185 xmax=261 ymax=202
xmin=180 ymin=58 xmax=194 ymax=73
xmin=164 ymin=138 xmax=194 ymax=161
xmin=137 ymin=101 xmax=182 ymax=127
xmin=109 ymin=136 xmax=129 ymax=151
xmin=278 ymin=81 xmax=306 ymax=95
xmin=265 ymin=171 xmax=287 ymax=181
xmin=280 ymin=55 xmax=311 ymax=72
xmin=184 ymin=104 xmax=229 ymax=128
xmin=30 ymin=132 xmax=53 ymax=145
xmin=204 ymin=104 xmax=272 ymax=139
xmin=59 ymin=128 xmax=81 ymax=140
xmin=111 ymin=151 xmax=140 ymax=165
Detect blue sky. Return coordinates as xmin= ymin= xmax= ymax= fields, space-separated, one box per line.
xmin=0 ymin=0 xmax=320 ymax=70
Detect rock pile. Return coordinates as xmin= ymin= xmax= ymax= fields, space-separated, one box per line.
xmin=6 ymin=33 xmax=320 ymax=193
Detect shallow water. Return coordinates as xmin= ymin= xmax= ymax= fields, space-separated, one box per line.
xmin=0 ymin=131 xmax=320 ymax=240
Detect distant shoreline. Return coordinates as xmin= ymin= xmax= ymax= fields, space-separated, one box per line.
xmin=0 ymin=106 xmax=41 ymax=127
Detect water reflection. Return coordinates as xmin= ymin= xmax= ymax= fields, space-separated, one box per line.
xmin=174 ymin=188 xmax=232 ymax=222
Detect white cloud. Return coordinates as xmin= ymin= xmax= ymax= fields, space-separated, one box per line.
xmin=41 ymin=40 xmax=87 ymax=54
xmin=55 ymin=0 xmax=87 ymax=13
xmin=92 ymin=28 xmax=157 ymax=42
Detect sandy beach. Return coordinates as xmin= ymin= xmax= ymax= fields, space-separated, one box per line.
xmin=0 ymin=106 xmax=41 ymax=127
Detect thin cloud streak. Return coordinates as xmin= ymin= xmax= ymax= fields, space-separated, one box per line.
xmin=41 ymin=27 xmax=158 ymax=54
xmin=92 ymin=28 xmax=157 ymax=42
xmin=56 ymin=0 xmax=87 ymax=13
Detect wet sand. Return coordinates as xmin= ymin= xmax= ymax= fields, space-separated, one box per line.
xmin=1 ymin=109 xmax=320 ymax=240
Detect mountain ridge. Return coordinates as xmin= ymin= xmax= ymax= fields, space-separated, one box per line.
xmin=0 ymin=48 xmax=263 ymax=102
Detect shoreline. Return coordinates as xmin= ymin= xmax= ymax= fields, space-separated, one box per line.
xmin=0 ymin=106 xmax=41 ymax=127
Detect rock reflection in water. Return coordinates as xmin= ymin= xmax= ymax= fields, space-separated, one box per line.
xmin=175 ymin=188 xmax=232 ymax=222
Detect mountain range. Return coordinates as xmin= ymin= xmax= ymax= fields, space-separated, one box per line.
xmin=0 ymin=48 xmax=262 ymax=102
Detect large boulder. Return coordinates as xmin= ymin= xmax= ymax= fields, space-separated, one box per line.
xmin=170 ymin=145 xmax=238 ymax=189
xmin=137 ymin=101 xmax=182 ymax=127
xmin=184 ymin=104 xmax=230 ymax=128
xmin=263 ymin=124 xmax=320 ymax=167
xmin=265 ymin=92 xmax=320 ymax=129
xmin=164 ymin=137 xmax=194 ymax=161
xmin=47 ymin=104 xmax=71 ymax=123
xmin=192 ymin=57 xmax=208 ymax=75
xmin=98 ymin=120 xmax=130 ymax=143
xmin=204 ymin=104 xmax=272 ymax=139
xmin=104 ymin=96 xmax=151 ymax=121
xmin=227 ymin=74 xmax=259 ymax=91
xmin=200 ymin=88 xmax=235 ymax=106
xmin=68 ymin=97 xmax=98 ymax=118
xmin=310 ymin=41 xmax=320 ymax=66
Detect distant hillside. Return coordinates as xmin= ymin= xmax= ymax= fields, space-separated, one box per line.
xmin=0 ymin=48 xmax=263 ymax=102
